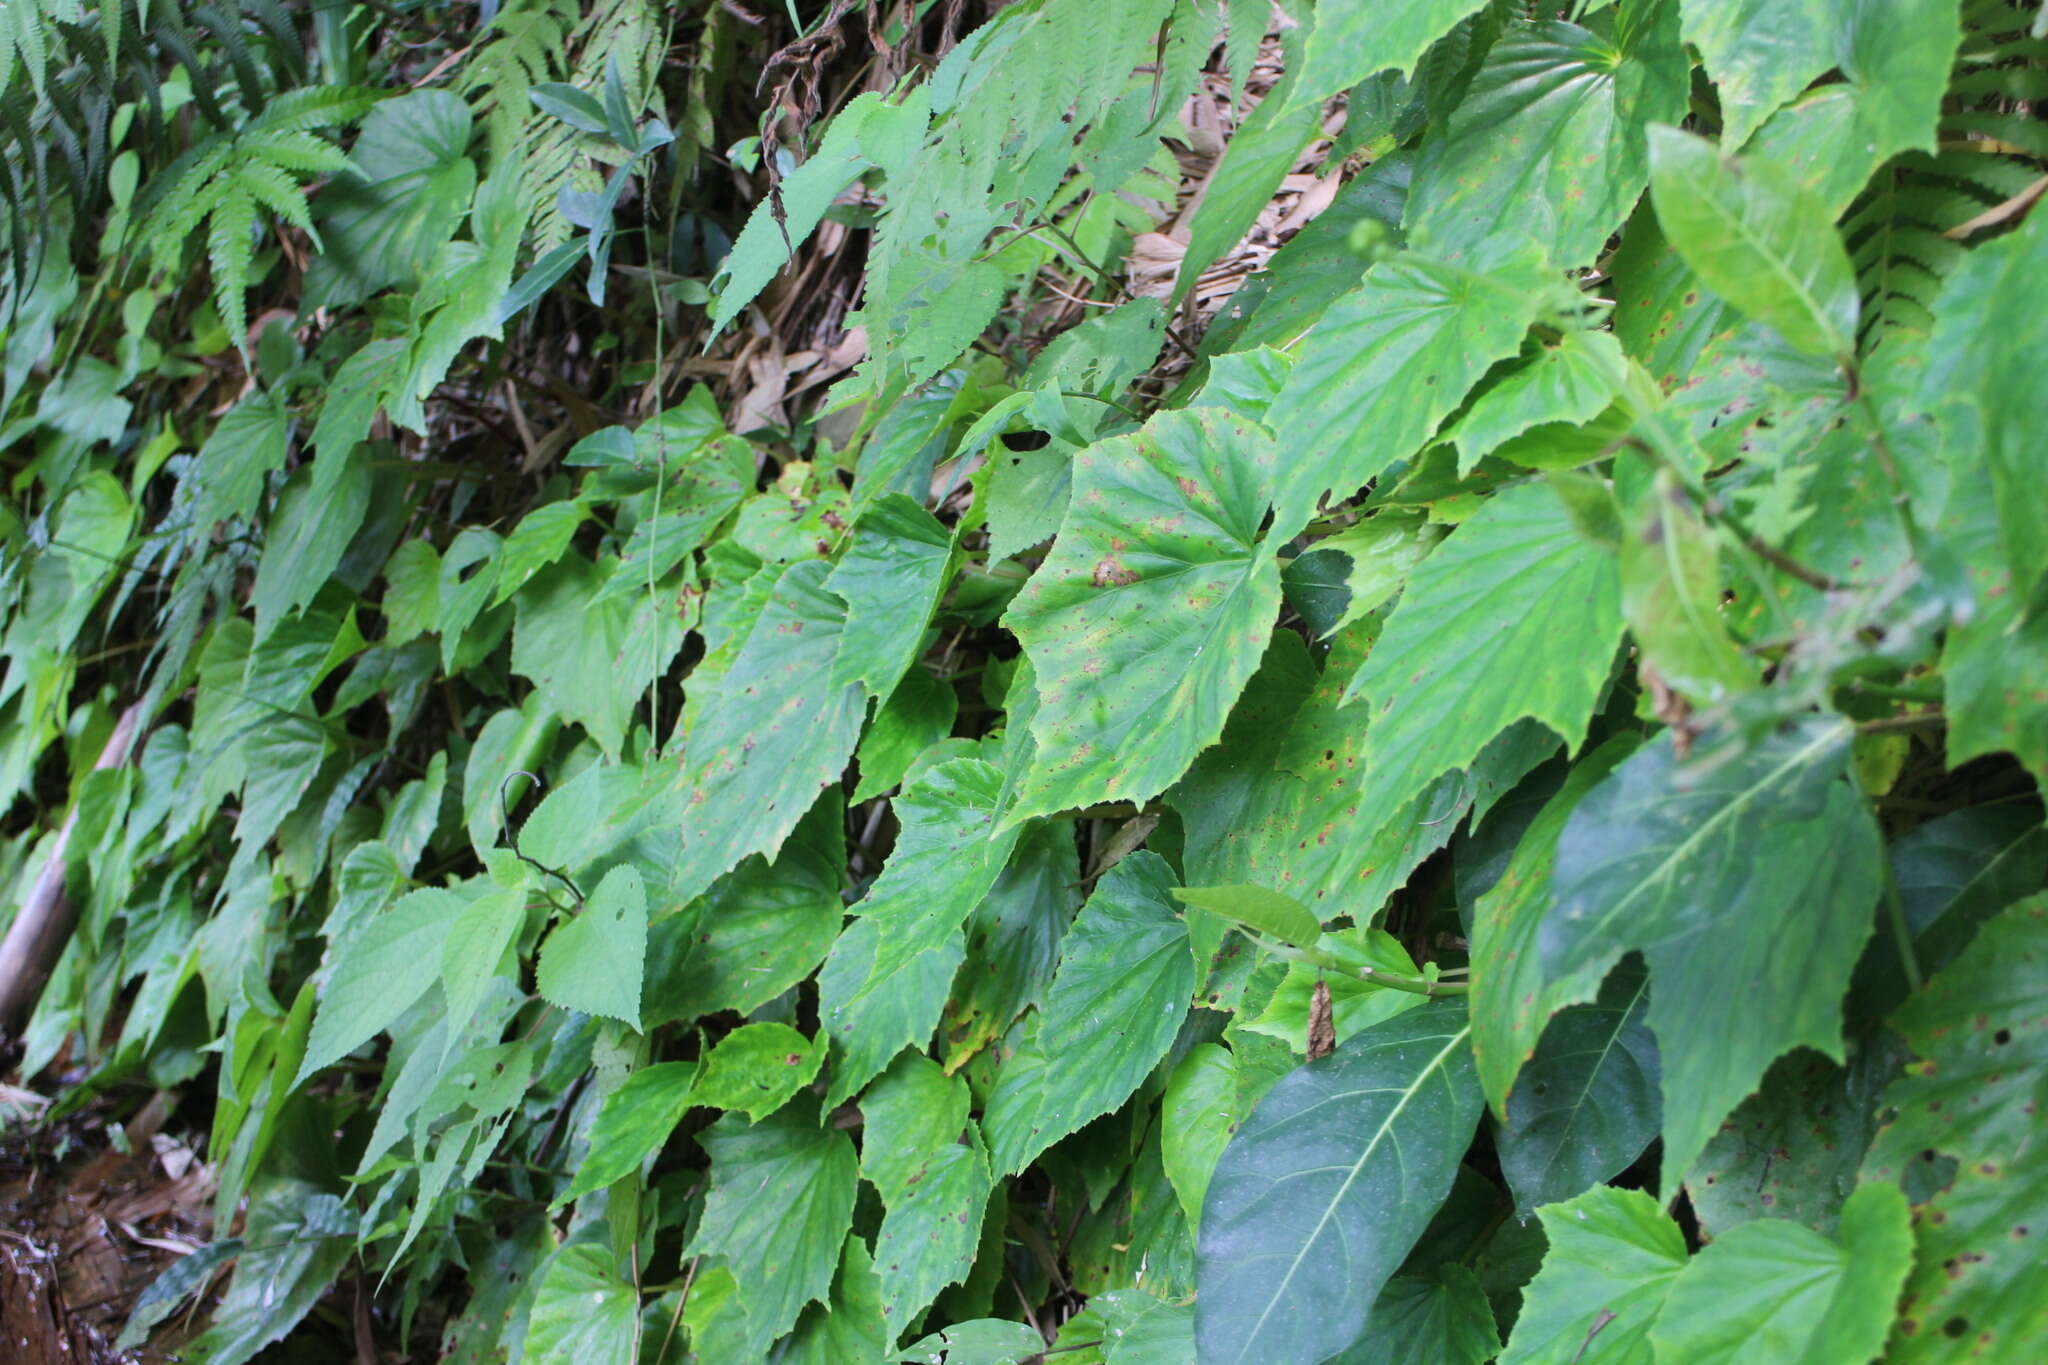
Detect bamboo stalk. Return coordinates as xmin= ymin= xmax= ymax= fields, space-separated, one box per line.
xmin=0 ymin=704 xmax=146 ymax=1033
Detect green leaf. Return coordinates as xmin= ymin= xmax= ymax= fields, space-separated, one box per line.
xmin=536 ymin=864 xmax=647 ymax=1028
xmin=251 ymin=455 xmax=372 ymax=639
xmin=1740 ymin=0 xmax=1961 ymax=217
xmin=852 ymin=757 xmax=1025 ymax=997
xmin=310 ymin=338 xmax=409 ymax=495
xmin=1285 ymin=1 xmax=1489 ymax=111
xmin=691 ymin=1021 xmax=825 ymax=1121
xmin=306 ymin=90 xmax=476 ymax=308
xmin=1448 ymin=331 xmax=1624 ymax=474
xmin=118 ymin=1240 xmax=245 ymax=1350
xmin=1495 ymin=962 xmax=1659 ymax=1214
xmin=770 ymin=1235 xmax=893 ymax=1365
xmin=527 ymin=1244 xmax=637 ymax=1365
xmin=1335 ymin=1263 xmax=1501 ymax=1365
xmin=1175 ymin=80 xmax=1321 ymax=301
xmin=510 ymin=554 xmax=687 ymax=758
xmin=1346 ymin=480 xmax=1624 ymax=829
xmin=1003 ymin=407 xmax=1283 ymax=821
xmin=817 ymin=913 xmax=963 ymax=1110
xmin=862 ymin=1054 xmax=995 ymax=1336
xmin=1922 ymin=203 xmax=2048 ymax=605
xmin=1685 ymin=1039 xmax=1902 ymax=1239
xmin=1540 ymin=721 xmax=1883 ymax=1193
xmin=669 ymin=560 xmax=866 ymax=909
xmin=852 ymin=666 xmax=959 ymax=803
xmin=941 ymin=817 xmax=1080 ymax=1068
xmin=1680 ymin=0 xmax=1837 ymax=146
xmin=1407 ymin=12 xmax=1688 ymax=272
xmin=1498 ymin=1186 xmax=1686 ymax=1365
xmin=1617 ymin=466 xmax=1754 ymax=704
xmin=984 ymin=852 xmax=1195 ymax=1176
xmin=645 ymin=795 xmax=845 ymax=1027
xmin=1648 ymin=1183 xmax=1912 ymax=1365
xmin=1240 ymin=925 xmax=1428 ymax=1054
xmin=553 ymin=1061 xmax=696 ymax=1208
xmin=438 ymin=887 xmax=524 ymax=1060
xmin=1171 ymin=885 xmax=1322 ymax=950
xmin=1195 ymin=1000 xmax=1482 ymax=1365
xmin=1645 ymin=125 xmax=1858 ymax=359
xmin=297 ymin=886 xmax=464 ymax=1085
xmin=494 ymin=500 xmax=588 ymax=605
xmin=1163 ymin=1043 xmax=1239 ymax=1232
xmin=194 ymin=395 xmax=287 ymax=527
xmin=687 ymin=1098 xmax=860 ymax=1353
xmin=1264 ymin=252 xmax=1552 ymax=536
xmin=1861 ymin=897 xmax=2048 ymax=1360
xmin=182 ymin=1185 xmax=355 ymax=1365
xmin=827 ymin=492 xmax=953 ymax=697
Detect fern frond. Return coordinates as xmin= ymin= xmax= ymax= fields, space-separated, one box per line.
xmin=231 ymin=161 xmax=314 ymax=235
xmin=460 ymin=0 xmax=578 ymax=161
xmin=249 ymin=82 xmax=383 ymax=133
xmin=203 ymin=171 xmax=256 ymax=341
xmin=236 ymin=128 xmax=350 ymax=176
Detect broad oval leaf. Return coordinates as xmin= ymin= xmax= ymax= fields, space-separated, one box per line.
xmin=1498 ymin=1186 xmax=1687 ymax=1364
xmin=535 ymin=863 xmax=647 ymax=1027
xmin=1195 ymin=999 xmax=1483 ymax=1365
xmin=553 ymin=1061 xmax=697 ymax=1208
xmin=526 ymin=1244 xmax=637 ymax=1365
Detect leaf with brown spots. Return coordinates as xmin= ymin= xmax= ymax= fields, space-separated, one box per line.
xmin=1861 ymin=896 xmax=2048 ymax=1362
xmin=1002 ymin=407 xmax=1284 ymax=824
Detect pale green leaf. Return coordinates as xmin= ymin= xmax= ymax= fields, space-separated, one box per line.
xmin=691 ymin=1021 xmax=825 ymax=1121
xmin=1162 ymin=1043 xmax=1238 ymax=1232
xmin=438 ymin=886 xmax=525 ymax=1059
xmin=817 ymin=914 xmax=962 ymax=1110
xmin=1170 ymin=885 xmax=1322 ymax=950
xmin=1498 ymin=1186 xmax=1685 ymax=1365
xmin=862 ymin=1054 xmax=994 ymax=1336
xmin=769 ymin=1235 xmax=893 ymax=1365
xmin=510 ymin=554 xmax=687 ymax=758
xmin=1194 ymin=1001 xmax=1482 ymax=1365
xmin=1648 ymin=1184 xmax=1911 ymax=1365
xmin=194 ymin=395 xmax=287 ymax=527
xmin=851 ymin=666 xmax=958 ymax=803
xmin=251 ymin=455 xmax=371 ymax=640
xmin=493 ymin=500 xmax=588 ymax=605
xmin=297 ymin=886 xmax=464 ymax=1085
xmin=535 ymin=864 xmax=647 ymax=1028
xmin=527 ymin=1244 xmax=636 ymax=1365
xmin=1645 ymin=125 xmax=1858 ymax=359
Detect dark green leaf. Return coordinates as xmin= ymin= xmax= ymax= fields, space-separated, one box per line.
xmin=827 ymin=492 xmax=953 ymax=698
xmin=1195 ymin=1000 xmax=1482 ymax=1365
xmin=1495 ymin=962 xmax=1659 ymax=1213
xmin=1541 ymin=721 xmax=1883 ymax=1192
xmin=862 ymin=1054 xmax=994 ymax=1335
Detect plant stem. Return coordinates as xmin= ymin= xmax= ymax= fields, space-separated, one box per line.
xmin=1259 ymin=940 xmax=1470 ymax=996
xmin=1855 ymin=712 xmax=1945 ymax=734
